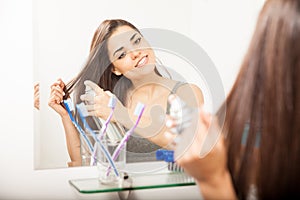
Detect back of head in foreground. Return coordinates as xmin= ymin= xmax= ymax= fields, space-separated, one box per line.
xmin=217 ymin=0 xmax=300 ymax=199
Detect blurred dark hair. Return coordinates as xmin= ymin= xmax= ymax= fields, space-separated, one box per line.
xmin=217 ymin=0 xmax=300 ymax=199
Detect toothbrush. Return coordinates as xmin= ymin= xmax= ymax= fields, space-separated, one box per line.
xmin=97 ymin=95 xmax=117 ymax=140
xmin=106 ymin=102 xmax=145 ymax=176
xmin=76 ymin=102 xmax=120 ymax=177
xmin=155 ymin=149 xmax=184 ymax=172
xmin=84 ymin=83 xmax=122 ymax=141
xmin=90 ymin=95 xmax=117 ymax=165
xmin=63 ymin=99 xmax=94 ymax=153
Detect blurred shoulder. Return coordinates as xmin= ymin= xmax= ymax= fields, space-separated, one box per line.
xmin=176 ymin=82 xmax=204 ymax=106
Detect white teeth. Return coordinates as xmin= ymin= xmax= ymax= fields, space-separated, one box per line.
xmin=137 ymin=56 xmax=147 ymax=67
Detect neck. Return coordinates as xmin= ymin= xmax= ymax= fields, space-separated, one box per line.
xmin=131 ymin=71 xmax=163 ymax=89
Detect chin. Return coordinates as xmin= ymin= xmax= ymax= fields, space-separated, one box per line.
xmin=125 ymin=64 xmax=156 ymax=79
xmin=139 ymin=63 xmax=156 ymax=74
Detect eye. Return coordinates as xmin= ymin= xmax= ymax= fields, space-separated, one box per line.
xmin=118 ymin=52 xmax=126 ymax=59
xmin=134 ymin=37 xmax=142 ymax=45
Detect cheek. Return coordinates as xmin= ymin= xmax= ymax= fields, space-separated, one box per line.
xmin=150 ymin=54 xmax=156 ymax=64
xmin=114 ymin=58 xmax=133 ymax=73
xmin=146 ymin=50 xmax=156 ymax=64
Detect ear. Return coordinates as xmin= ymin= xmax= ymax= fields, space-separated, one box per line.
xmin=112 ymin=68 xmax=122 ymax=76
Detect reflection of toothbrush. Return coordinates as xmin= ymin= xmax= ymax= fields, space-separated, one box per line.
xmin=90 ymin=96 xmax=117 ymax=165
xmin=76 ymin=103 xmax=120 ymax=177
xmin=155 ymin=149 xmax=184 ymax=172
xmin=84 ymin=84 xmax=122 ymax=141
xmin=98 ymin=95 xmax=117 ymax=140
xmin=106 ymin=102 xmax=145 ymax=176
xmin=63 ymin=99 xmax=94 ymax=153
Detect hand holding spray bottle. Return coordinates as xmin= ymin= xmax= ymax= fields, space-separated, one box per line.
xmin=156 ymin=94 xmax=197 ymax=171
xmin=82 ymin=81 xmax=127 ymax=163
xmin=83 ymin=81 xmax=125 ymax=142
xmin=79 ymin=80 xmax=145 ymax=182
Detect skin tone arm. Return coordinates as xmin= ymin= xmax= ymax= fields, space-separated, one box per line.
xmin=137 ymin=83 xmax=204 ymax=147
xmin=34 ymin=83 xmax=40 ymax=110
xmin=48 ymin=78 xmax=81 ymax=167
xmin=81 ymin=80 xmax=204 ymax=148
xmin=165 ymin=105 xmax=237 ymax=200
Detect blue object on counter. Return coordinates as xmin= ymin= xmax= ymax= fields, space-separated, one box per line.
xmin=156 ymin=149 xmax=174 ymax=162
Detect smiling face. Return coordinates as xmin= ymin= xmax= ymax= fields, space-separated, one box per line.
xmin=107 ymin=25 xmax=156 ymax=78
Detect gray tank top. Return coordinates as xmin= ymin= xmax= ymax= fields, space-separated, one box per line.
xmin=126 ymin=82 xmax=187 ymax=163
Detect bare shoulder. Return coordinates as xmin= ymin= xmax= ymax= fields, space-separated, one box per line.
xmin=176 ymin=83 xmax=204 ymax=107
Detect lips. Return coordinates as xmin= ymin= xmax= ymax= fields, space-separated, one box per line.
xmin=135 ymin=55 xmax=148 ymax=68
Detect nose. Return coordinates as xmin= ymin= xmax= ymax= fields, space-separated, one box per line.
xmin=130 ymin=49 xmax=141 ymax=59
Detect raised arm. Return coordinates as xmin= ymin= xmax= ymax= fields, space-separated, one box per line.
xmin=81 ymin=80 xmax=204 ymax=148
xmin=131 ymin=83 xmax=205 ymax=148
xmin=34 ymin=83 xmax=40 ymax=110
xmin=48 ymin=78 xmax=81 ymax=167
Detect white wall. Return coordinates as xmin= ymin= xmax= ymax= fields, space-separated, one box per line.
xmin=190 ymin=0 xmax=264 ymax=94
xmin=0 ymin=0 xmax=264 ymax=199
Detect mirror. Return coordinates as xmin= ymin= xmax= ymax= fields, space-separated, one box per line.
xmin=33 ymin=0 xmax=218 ymax=170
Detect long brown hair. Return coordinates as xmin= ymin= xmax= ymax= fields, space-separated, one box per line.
xmin=218 ymin=0 xmax=300 ymax=199
xmin=64 ymin=19 xmax=139 ymax=105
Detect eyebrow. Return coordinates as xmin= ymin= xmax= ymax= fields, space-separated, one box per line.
xmin=113 ymin=47 xmax=124 ymax=57
xmin=113 ymin=33 xmax=138 ymax=57
xmin=130 ymin=33 xmax=138 ymax=41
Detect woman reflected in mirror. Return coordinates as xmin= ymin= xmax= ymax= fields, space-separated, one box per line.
xmin=48 ymin=19 xmax=204 ymax=167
